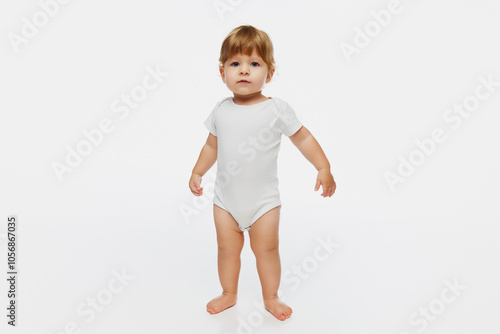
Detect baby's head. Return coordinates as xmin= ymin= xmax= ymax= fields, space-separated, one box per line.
xmin=219 ymin=25 xmax=275 ymax=96
xmin=219 ymin=25 xmax=275 ymax=72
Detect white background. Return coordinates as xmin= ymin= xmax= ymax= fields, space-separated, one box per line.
xmin=1 ymin=0 xmax=499 ymax=333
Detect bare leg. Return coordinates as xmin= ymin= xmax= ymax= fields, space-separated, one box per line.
xmin=207 ymin=204 xmax=245 ymax=314
xmin=249 ymin=206 xmax=293 ymax=321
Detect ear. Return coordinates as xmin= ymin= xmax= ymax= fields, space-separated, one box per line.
xmin=219 ymin=66 xmax=226 ymax=84
xmin=266 ymin=68 xmax=275 ymax=83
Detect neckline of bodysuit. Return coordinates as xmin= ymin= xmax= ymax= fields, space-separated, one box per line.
xmin=229 ymin=97 xmax=273 ymax=108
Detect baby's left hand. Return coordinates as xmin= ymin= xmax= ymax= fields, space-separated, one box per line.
xmin=315 ymin=169 xmax=336 ymax=197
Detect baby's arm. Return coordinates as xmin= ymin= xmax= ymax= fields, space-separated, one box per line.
xmin=289 ymin=126 xmax=336 ymax=197
xmin=189 ymin=133 xmax=217 ymax=197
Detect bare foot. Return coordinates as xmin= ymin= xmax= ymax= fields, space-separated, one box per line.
xmin=206 ymin=292 xmax=237 ymax=314
xmin=264 ymin=297 xmax=293 ymax=321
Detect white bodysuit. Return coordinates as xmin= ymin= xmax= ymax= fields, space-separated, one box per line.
xmin=204 ymin=96 xmax=303 ymax=231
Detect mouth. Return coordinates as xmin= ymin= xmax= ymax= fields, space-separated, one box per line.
xmin=237 ymin=80 xmax=250 ymax=83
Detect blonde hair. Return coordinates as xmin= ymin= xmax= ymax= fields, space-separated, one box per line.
xmin=219 ymin=25 xmax=275 ymax=71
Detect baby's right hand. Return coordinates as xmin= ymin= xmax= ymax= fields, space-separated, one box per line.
xmin=189 ymin=173 xmax=203 ymax=196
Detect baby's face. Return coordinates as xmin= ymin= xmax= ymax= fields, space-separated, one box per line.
xmin=220 ymin=49 xmax=274 ymax=97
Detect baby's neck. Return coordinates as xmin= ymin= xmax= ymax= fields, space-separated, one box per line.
xmin=232 ymin=92 xmax=270 ymax=106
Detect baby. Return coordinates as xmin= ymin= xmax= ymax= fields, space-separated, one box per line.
xmin=189 ymin=25 xmax=336 ymax=321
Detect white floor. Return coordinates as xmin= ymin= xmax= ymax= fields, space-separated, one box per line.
xmin=0 ymin=194 xmax=498 ymax=334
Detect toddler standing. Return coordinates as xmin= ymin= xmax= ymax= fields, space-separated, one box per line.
xmin=189 ymin=25 xmax=336 ymax=321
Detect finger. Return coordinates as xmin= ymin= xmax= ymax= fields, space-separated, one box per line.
xmin=190 ymin=183 xmax=203 ymax=195
xmin=325 ymin=185 xmax=331 ymax=196
xmin=315 ymin=179 xmax=321 ymax=191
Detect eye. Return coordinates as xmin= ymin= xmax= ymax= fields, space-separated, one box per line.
xmin=230 ymin=62 xmax=239 ymax=67
xmin=251 ymin=62 xmax=260 ymax=67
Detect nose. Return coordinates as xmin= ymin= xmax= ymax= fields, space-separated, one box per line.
xmin=239 ymin=64 xmax=249 ymax=75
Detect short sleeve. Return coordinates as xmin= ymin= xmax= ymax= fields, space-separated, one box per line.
xmin=204 ymin=101 xmax=219 ymax=136
xmin=276 ymin=100 xmax=303 ymax=136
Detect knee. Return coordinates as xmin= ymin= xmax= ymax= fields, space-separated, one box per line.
xmin=250 ymin=243 xmax=279 ymax=257
xmin=218 ymin=244 xmax=243 ymax=256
